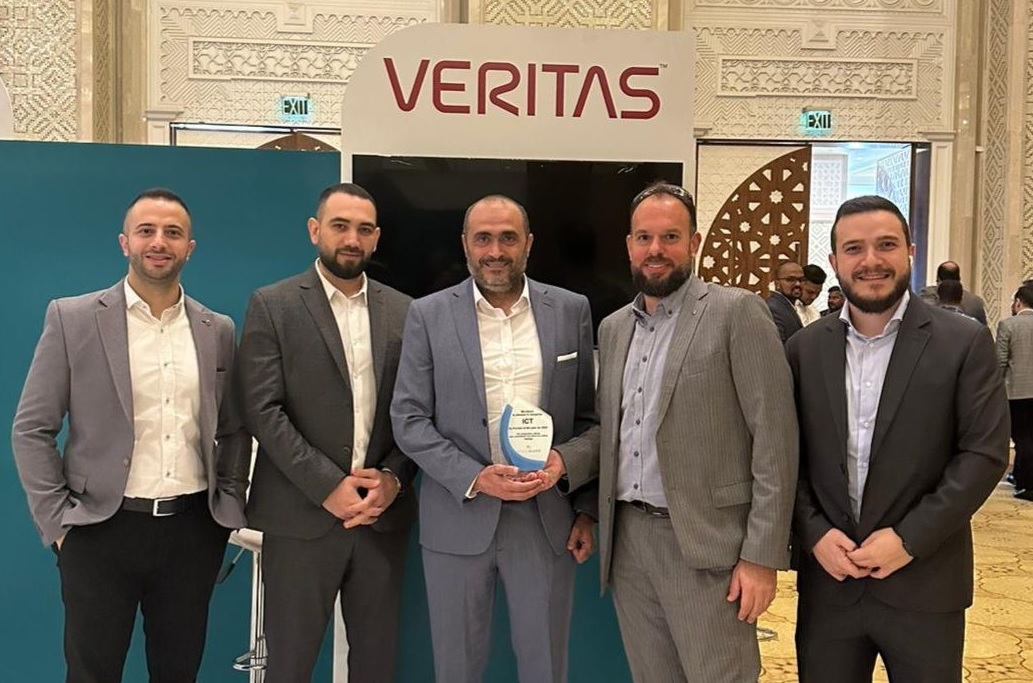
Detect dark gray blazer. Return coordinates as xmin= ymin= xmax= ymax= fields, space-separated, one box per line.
xmin=237 ymin=267 xmax=416 ymax=539
xmin=767 ymin=291 xmax=803 ymax=344
xmin=391 ymin=277 xmax=597 ymax=556
xmin=788 ymin=296 xmax=1009 ymax=612
xmin=12 ymin=280 xmax=250 ymax=546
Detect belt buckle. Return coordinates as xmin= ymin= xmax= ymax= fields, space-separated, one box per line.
xmin=152 ymin=496 xmax=177 ymax=517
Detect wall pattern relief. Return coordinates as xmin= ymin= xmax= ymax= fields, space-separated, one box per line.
xmin=0 ymin=0 xmax=79 ymax=140
xmin=979 ymin=0 xmax=1009 ymax=324
xmin=154 ymin=1 xmax=438 ymax=128
xmin=693 ymin=0 xmax=943 ymax=10
xmin=1024 ymin=0 xmax=1033 ymax=281
xmin=472 ymin=0 xmax=655 ymax=29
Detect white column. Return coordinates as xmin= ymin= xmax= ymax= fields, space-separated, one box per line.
xmin=0 ymin=75 xmax=13 ymax=139
xmin=143 ymin=106 xmax=182 ymax=145
xmin=922 ymin=132 xmax=955 ymax=284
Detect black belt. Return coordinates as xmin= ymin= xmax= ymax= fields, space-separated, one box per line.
xmin=618 ymin=499 xmax=670 ymax=517
xmin=122 ymin=491 xmax=205 ymax=517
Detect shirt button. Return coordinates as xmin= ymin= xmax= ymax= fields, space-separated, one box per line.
xmin=633 ymin=484 xmax=639 ymax=490
xmin=165 ymin=435 xmax=171 ymax=440
xmin=634 ymin=451 xmax=639 ymax=457
xmin=863 ymin=421 xmax=870 ymax=428
xmin=637 ymin=387 xmax=642 ymax=393
xmin=642 ymin=356 xmax=647 ymax=362
xmin=635 ymin=419 xmax=641 ymax=425
xmin=649 ymin=326 xmax=655 ymax=332
xmin=865 ymin=381 xmax=872 ymax=388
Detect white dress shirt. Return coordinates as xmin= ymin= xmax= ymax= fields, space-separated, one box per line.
xmin=123 ymin=280 xmax=206 ymax=499
xmin=796 ymin=300 xmax=821 ymax=327
xmin=840 ymin=291 xmax=910 ymax=520
xmin=316 ymin=262 xmax=376 ymax=472
xmin=474 ymin=278 xmax=543 ymax=466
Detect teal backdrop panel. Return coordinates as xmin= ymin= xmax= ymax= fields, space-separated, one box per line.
xmin=0 ymin=140 xmax=629 ymax=682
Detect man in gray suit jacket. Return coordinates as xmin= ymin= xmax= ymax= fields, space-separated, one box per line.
xmin=998 ymin=283 xmax=1033 ymax=500
xmin=917 ymin=260 xmax=987 ymax=324
xmin=562 ymin=183 xmax=799 ymax=682
xmin=391 ymin=195 xmax=597 ymax=683
xmin=789 ymin=196 xmax=1008 ymax=682
xmin=236 ymin=183 xmax=415 ymax=682
xmin=11 ymin=189 xmax=250 ymax=683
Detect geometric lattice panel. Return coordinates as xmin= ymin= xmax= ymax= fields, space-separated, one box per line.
xmin=698 ymin=147 xmax=811 ymax=294
xmin=0 ymin=0 xmax=78 ymax=140
xmin=475 ymin=0 xmax=655 ymax=29
xmin=1024 ymin=0 xmax=1033 ymax=283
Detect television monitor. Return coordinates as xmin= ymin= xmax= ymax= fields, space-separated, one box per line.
xmin=353 ymin=155 xmax=683 ymax=337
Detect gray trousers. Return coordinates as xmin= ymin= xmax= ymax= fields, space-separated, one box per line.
xmin=610 ymin=504 xmax=760 ymax=683
xmin=421 ymin=499 xmax=575 ymax=683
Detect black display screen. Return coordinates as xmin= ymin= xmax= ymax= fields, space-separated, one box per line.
xmin=353 ymin=155 xmax=682 ymax=335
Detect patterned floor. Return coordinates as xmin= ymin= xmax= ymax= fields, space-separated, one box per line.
xmin=758 ymin=482 xmax=1033 ymax=682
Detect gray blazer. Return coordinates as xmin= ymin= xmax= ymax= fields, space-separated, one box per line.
xmin=997 ymin=310 xmax=1033 ymax=400
xmin=391 ymin=277 xmax=597 ymax=556
xmin=564 ymin=278 xmax=799 ymax=587
xmin=918 ymin=285 xmax=987 ymax=325
xmin=766 ymin=291 xmax=803 ymax=344
xmin=11 ymin=280 xmax=250 ymax=547
xmin=237 ymin=267 xmax=416 ymax=539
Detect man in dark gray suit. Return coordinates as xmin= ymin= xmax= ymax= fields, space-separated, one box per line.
xmin=562 ymin=183 xmax=798 ymax=682
xmin=767 ymin=260 xmax=805 ymax=343
xmin=391 ymin=194 xmax=597 ymax=683
xmin=237 ymin=183 xmax=415 ymax=682
xmin=789 ymin=196 xmax=1009 ymax=682
xmin=12 ymin=188 xmax=250 ymax=682
xmin=998 ymin=284 xmax=1033 ymax=500
xmin=918 ymin=260 xmax=987 ymax=324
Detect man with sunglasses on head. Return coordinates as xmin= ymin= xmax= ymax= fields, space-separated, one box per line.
xmin=560 ymin=182 xmax=798 ymax=682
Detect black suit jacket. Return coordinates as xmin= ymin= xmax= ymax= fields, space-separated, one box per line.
xmin=237 ymin=267 xmax=416 ymax=539
xmin=787 ymin=296 xmax=1009 ymax=612
xmin=767 ymin=291 xmax=803 ymax=344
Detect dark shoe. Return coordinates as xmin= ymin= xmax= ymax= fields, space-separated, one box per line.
xmin=1014 ymin=488 xmax=1033 ymax=501
xmin=1007 ymin=472 xmax=1016 ymax=485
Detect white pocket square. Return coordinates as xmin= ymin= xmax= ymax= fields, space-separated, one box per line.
xmin=557 ymin=351 xmax=578 ymax=362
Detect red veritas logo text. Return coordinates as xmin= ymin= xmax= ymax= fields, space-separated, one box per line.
xmin=383 ymin=59 xmax=661 ymax=119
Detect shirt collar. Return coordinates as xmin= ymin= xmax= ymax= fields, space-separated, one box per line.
xmin=315 ymin=259 xmax=368 ymax=306
xmin=839 ymin=289 xmax=910 ymax=340
xmin=472 ymin=276 xmax=531 ymax=313
xmin=123 ymin=278 xmax=185 ymax=316
xmin=631 ymin=277 xmax=690 ymax=323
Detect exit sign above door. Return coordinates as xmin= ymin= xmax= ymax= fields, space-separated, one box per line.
xmin=800 ymin=109 xmax=832 ymax=135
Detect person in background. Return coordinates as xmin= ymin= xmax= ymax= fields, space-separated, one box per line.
xmin=997 ymin=284 xmax=1033 ymax=502
xmin=821 ymin=285 xmax=845 ymax=317
xmin=796 ymin=264 xmax=826 ymax=327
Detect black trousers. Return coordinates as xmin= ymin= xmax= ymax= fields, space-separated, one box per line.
xmin=58 ymin=502 xmax=229 ymax=683
xmin=796 ymin=589 xmax=965 ymax=683
xmin=261 ymin=524 xmax=410 ymax=683
xmin=1010 ymin=399 xmax=1033 ymax=490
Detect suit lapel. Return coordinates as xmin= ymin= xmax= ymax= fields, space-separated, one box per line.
xmin=820 ymin=320 xmax=849 ymax=472
xmin=451 ymin=280 xmax=488 ymax=414
xmin=367 ymin=280 xmax=387 ymax=396
xmin=299 ymin=267 xmax=351 ymax=388
xmin=869 ymin=302 xmax=931 ymax=463
xmin=529 ymin=280 xmax=557 ymax=412
xmin=186 ymin=297 xmax=216 ymax=466
xmin=656 ymin=278 xmax=708 ymax=424
xmin=603 ymin=307 xmax=636 ymax=476
xmin=97 ymin=282 xmax=133 ymax=425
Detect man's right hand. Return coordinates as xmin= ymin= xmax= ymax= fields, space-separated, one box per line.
xmin=322 ymin=476 xmax=365 ymax=519
xmin=812 ymin=528 xmax=871 ymax=582
xmin=473 ymin=464 xmax=543 ymax=501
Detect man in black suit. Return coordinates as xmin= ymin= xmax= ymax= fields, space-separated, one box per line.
xmin=767 ymin=260 xmax=804 ymax=343
xmin=787 ymin=195 xmax=1009 ymax=683
xmin=237 ymin=183 xmax=416 ymax=682
xmin=821 ymin=285 xmax=844 ymax=317
xmin=918 ymin=260 xmax=987 ymax=324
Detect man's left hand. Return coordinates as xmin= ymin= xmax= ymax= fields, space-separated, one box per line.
xmin=847 ymin=527 xmax=914 ymax=579
xmin=529 ymin=449 xmax=567 ymax=492
xmin=341 ymin=468 xmax=401 ymax=529
xmin=726 ymin=559 xmax=777 ymax=623
xmin=566 ymin=513 xmax=596 ymax=564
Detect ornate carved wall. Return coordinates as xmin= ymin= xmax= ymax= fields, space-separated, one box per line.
xmin=687 ymin=0 xmax=955 ymax=141
xmin=469 ymin=0 xmax=663 ymax=29
xmin=0 ymin=0 xmax=80 ymax=140
xmin=146 ymin=0 xmax=442 ymax=140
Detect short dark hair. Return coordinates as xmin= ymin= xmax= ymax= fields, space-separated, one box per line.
xmin=827 ymin=285 xmax=842 ymax=294
xmin=775 ymin=260 xmax=802 ymax=278
xmin=937 ymin=279 xmax=964 ymax=306
xmin=803 ymin=264 xmax=827 ymax=286
xmin=462 ymin=194 xmax=530 ymax=235
xmin=936 ymin=261 xmax=961 ymax=282
xmin=127 ymin=188 xmax=190 ymax=218
xmin=316 ymin=182 xmax=377 ymax=219
xmin=830 ymin=195 xmax=911 ymax=253
xmin=630 ymin=182 xmax=698 ymax=233
xmin=1015 ymin=284 xmax=1033 ymax=309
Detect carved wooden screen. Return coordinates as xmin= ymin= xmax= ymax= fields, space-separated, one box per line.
xmin=697 ymin=147 xmax=811 ymax=296
xmin=258 ymin=132 xmax=338 ymax=152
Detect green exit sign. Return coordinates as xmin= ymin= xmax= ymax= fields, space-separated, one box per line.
xmin=800 ymin=109 xmax=832 ymax=135
xmin=279 ymin=95 xmax=313 ymax=123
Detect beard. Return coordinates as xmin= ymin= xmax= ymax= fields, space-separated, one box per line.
xmin=631 ymin=258 xmax=692 ymax=299
xmin=468 ymin=254 xmax=527 ymax=295
xmin=319 ymin=246 xmax=370 ymax=280
xmin=129 ymin=251 xmax=185 ymax=285
xmin=840 ymin=266 xmax=911 ymax=314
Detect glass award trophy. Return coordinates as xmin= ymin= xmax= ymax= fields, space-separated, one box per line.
xmin=499 ymin=397 xmax=554 ymax=471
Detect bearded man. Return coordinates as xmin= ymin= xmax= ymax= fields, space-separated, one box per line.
xmin=786 ymin=195 xmax=1009 ymax=683
xmin=236 ymin=182 xmax=417 ymax=682
xmin=390 ymin=194 xmax=599 ymax=683
xmin=558 ymin=182 xmax=799 ymax=682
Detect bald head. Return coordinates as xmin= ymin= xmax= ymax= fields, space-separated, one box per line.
xmin=462 ymin=195 xmax=529 ymax=236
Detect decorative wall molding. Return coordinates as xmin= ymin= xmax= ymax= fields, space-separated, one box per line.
xmin=470 ymin=0 xmax=657 ymax=29
xmin=693 ymin=0 xmax=944 ymax=11
xmin=150 ymin=1 xmax=439 ymax=129
xmin=1023 ymin=0 xmax=1033 ymax=279
xmin=717 ymin=56 xmax=918 ymax=99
